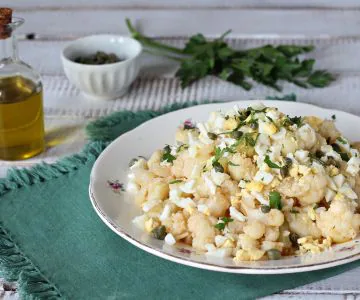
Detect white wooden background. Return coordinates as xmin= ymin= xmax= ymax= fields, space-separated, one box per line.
xmin=2 ymin=0 xmax=360 ymax=299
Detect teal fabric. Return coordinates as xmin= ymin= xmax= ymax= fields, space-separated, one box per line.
xmin=1 ymin=99 xmax=360 ymax=300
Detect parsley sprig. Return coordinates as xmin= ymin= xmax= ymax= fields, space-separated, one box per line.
xmin=161 ymin=145 xmax=176 ymax=163
xmin=215 ymin=217 xmax=234 ymax=230
xmin=126 ymin=19 xmax=334 ymax=91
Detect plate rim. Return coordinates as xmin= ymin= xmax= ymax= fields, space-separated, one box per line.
xmin=89 ymin=100 xmax=360 ymax=274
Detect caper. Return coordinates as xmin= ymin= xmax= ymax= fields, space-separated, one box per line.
xmin=315 ymin=150 xmax=324 ymax=158
xmin=284 ymin=157 xmax=292 ymax=166
xmin=267 ymin=249 xmax=281 ymax=260
xmin=331 ymin=143 xmax=341 ymax=152
xmin=261 ymin=205 xmax=271 ymax=213
xmin=231 ymin=130 xmax=243 ymax=139
xmin=249 ymin=122 xmax=258 ymax=130
xmin=289 ymin=232 xmax=299 ymax=246
xmin=213 ymin=162 xmax=224 ymax=173
xmin=151 ymin=225 xmax=167 ymax=240
xmin=128 ymin=158 xmax=138 ymax=168
xmin=280 ymin=166 xmax=289 ymax=177
xmin=207 ymin=132 xmax=218 ymax=140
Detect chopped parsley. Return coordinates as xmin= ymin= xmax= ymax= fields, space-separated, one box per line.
xmin=264 ymin=155 xmax=281 ymax=169
xmin=269 ymin=191 xmax=282 ymax=210
xmin=228 ymin=161 xmax=240 ymax=166
xmin=169 ymin=179 xmax=183 ymax=184
xmin=337 ymin=137 xmax=347 ymax=145
xmin=331 ymin=143 xmax=350 ymax=162
xmin=331 ymin=114 xmax=336 ymax=120
xmin=176 ymin=144 xmax=189 ymax=153
xmin=282 ymin=115 xmax=303 ymax=127
xmin=309 ymin=153 xmax=326 ymax=166
xmin=243 ymin=132 xmax=258 ymax=147
xmin=215 ymin=217 xmax=234 ymax=230
xmin=161 ymin=145 xmax=176 ymax=163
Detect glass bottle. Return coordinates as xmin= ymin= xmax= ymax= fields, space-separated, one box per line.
xmin=0 ymin=12 xmax=45 ymax=160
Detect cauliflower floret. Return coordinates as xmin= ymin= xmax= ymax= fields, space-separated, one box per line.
xmin=132 ymin=168 xmax=155 ymax=188
xmin=205 ymin=191 xmax=230 ymax=218
xmin=228 ymin=153 xmax=256 ymax=181
xmin=316 ymin=198 xmax=360 ymax=243
xmin=264 ymin=226 xmax=280 ymax=242
xmin=163 ymin=211 xmax=189 ymax=238
xmin=318 ymin=120 xmax=341 ymax=144
xmin=147 ymin=150 xmax=171 ymax=177
xmin=243 ymin=221 xmax=266 ymax=240
xmin=147 ymin=178 xmax=169 ymax=201
xmin=171 ymin=152 xmax=197 ymax=178
xmin=285 ymin=210 xmax=322 ymax=238
xmin=188 ymin=213 xmax=216 ymax=251
xmin=277 ymin=174 xmax=327 ymax=206
xmin=264 ymin=209 xmax=284 ymax=227
xmin=237 ymin=234 xmax=259 ymax=250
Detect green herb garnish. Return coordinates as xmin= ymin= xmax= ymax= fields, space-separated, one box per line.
xmin=228 ymin=161 xmax=240 ymax=166
xmin=215 ymin=217 xmax=234 ymax=230
xmin=176 ymin=144 xmax=189 ymax=153
xmin=337 ymin=137 xmax=347 ymax=144
xmin=331 ymin=114 xmax=336 ymax=120
xmin=169 ymin=179 xmax=183 ymax=184
xmin=264 ymin=155 xmax=281 ymax=169
xmin=282 ymin=115 xmax=303 ymax=127
xmin=269 ymin=191 xmax=282 ymax=210
xmin=162 ymin=145 xmax=176 ymax=163
xmin=151 ymin=226 xmax=167 ymax=240
xmin=126 ymin=19 xmax=334 ymax=91
xmin=331 ymin=144 xmax=350 ymax=162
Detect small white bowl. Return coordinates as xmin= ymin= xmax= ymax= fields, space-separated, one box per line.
xmin=61 ymin=35 xmax=142 ymax=100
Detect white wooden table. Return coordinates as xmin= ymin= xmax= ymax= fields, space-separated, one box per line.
xmin=2 ymin=1 xmax=360 ymax=299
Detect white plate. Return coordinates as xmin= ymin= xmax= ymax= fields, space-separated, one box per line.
xmin=89 ymin=100 xmax=360 ymax=274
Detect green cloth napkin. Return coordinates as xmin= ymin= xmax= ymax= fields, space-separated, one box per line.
xmin=1 ymin=97 xmax=360 ymax=300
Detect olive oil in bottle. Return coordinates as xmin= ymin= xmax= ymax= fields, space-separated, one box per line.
xmin=0 ymin=75 xmax=45 ymax=160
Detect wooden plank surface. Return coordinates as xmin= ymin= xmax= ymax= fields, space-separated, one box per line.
xmin=13 ymin=9 xmax=360 ymax=38
xmin=11 ymin=0 xmax=360 ymax=9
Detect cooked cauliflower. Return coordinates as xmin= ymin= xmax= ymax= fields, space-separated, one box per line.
xmin=128 ymin=104 xmax=360 ymax=261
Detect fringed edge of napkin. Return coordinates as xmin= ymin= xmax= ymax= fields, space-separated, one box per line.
xmin=0 ymin=141 xmax=107 ymax=299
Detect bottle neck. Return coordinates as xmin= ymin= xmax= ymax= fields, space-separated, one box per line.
xmin=0 ymin=34 xmax=17 ymax=62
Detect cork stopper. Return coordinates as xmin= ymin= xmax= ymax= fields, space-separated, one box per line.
xmin=0 ymin=8 xmax=12 ymax=39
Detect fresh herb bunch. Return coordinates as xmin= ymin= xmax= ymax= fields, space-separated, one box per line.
xmin=126 ymin=19 xmax=334 ymax=91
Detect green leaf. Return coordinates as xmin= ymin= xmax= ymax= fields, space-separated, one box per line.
xmin=176 ymin=59 xmax=210 ymax=88
xmin=218 ymin=67 xmax=234 ymax=81
xmin=269 ymin=191 xmax=282 ymax=210
xmin=214 ymin=217 xmax=234 ymax=230
xmin=276 ymin=45 xmax=314 ymax=57
xmin=161 ymin=145 xmax=176 ymax=163
xmin=228 ymin=161 xmax=240 ymax=166
xmin=264 ymin=155 xmax=281 ymax=169
xmin=294 ymin=59 xmax=315 ymax=77
xmin=169 ymin=179 xmax=183 ymax=184
xmin=337 ymin=137 xmax=347 ymax=144
xmin=217 ymin=46 xmax=235 ymax=60
xmin=308 ymin=70 xmax=335 ymax=87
